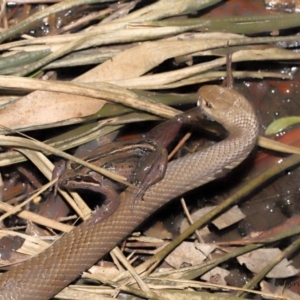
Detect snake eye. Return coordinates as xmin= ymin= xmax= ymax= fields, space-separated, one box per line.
xmin=205 ymin=101 xmax=213 ymax=109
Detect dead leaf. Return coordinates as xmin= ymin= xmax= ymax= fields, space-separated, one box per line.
xmin=165 ymin=241 xmax=215 ymax=269
xmin=201 ymin=267 xmax=230 ymax=286
xmin=75 ymin=39 xmax=229 ymax=83
xmin=0 ymin=235 xmax=24 ymax=260
xmin=144 ymin=221 xmax=172 ymax=239
xmin=194 ymin=243 xmax=216 ymax=256
xmin=0 ymin=91 xmax=105 ymax=129
xmin=212 ymin=206 xmax=245 ymax=230
xmin=180 ymin=205 xmax=245 ymax=235
xmin=0 ymin=230 xmax=50 ymax=266
xmin=180 ymin=206 xmax=212 ymax=236
xmin=88 ymin=263 xmax=119 ymax=279
xmin=237 ymin=248 xmax=299 ymax=278
xmin=260 ymin=280 xmax=300 ymax=299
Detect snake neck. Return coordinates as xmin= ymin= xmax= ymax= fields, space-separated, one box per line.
xmin=222 ymin=104 xmax=259 ymax=166
xmin=148 ymin=99 xmax=259 ymax=200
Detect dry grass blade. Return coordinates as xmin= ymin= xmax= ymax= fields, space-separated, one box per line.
xmin=19 ymin=148 xmax=91 ymax=219
xmin=0 ymin=0 xmax=117 ymax=43
xmin=258 ymin=137 xmax=300 ymax=155
xmin=108 ymin=47 xmax=300 ymax=89
xmin=0 ymin=75 xmax=178 ymax=122
xmin=0 ymin=201 xmax=72 ymax=232
xmin=0 ymin=135 xmax=131 ymax=186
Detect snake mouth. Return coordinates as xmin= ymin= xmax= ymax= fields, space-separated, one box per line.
xmin=197 ymin=98 xmax=215 ymax=121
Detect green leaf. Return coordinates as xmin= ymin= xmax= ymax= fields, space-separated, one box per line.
xmin=265 ymin=116 xmax=300 ymax=135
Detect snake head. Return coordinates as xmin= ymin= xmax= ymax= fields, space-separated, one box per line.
xmin=197 ymin=85 xmax=252 ymax=128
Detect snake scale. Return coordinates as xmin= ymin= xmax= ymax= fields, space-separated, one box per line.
xmin=0 ymin=85 xmax=259 ymax=299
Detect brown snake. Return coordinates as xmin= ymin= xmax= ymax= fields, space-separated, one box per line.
xmin=0 ymin=85 xmax=259 ymax=299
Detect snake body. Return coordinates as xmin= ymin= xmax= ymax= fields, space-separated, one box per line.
xmin=0 ymin=85 xmax=259 ymax=300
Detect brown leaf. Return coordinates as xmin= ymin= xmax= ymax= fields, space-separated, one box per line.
xmin=238 ymin=248 xmax=299 ymax=278
xmin=0 ymin=235 xmax=24 ymax=260
xmin=0 ymin=91 xmax=105 ymax=129
xmin=75 ymin=39 xmax=229 ymax=83
xmin=165 ymin=242 xmax=216 ymax=269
